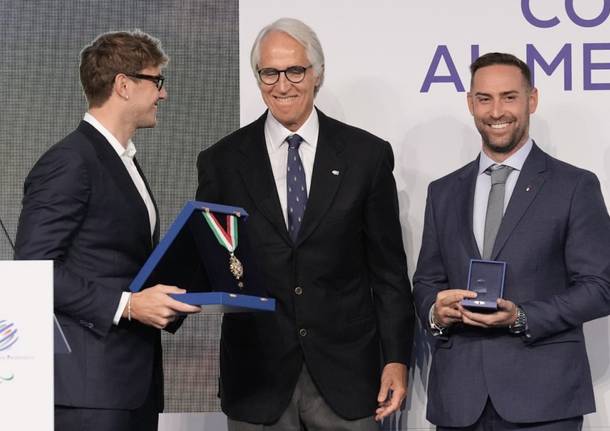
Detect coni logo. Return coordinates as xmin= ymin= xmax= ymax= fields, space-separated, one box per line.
xmin=0 ymin=320 xmax=19 ymax=352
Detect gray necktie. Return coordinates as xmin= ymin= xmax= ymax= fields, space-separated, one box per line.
xmin=286 ymin=134 xmax=307 ymax=242
xmin=482 ymin=165 xmax=513 ymax=259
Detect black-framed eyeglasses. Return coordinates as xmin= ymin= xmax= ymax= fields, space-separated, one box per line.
xmin=125 ymin=73 xmax=165 ymax=90
xmin=257 ymin=65 xmax=312 ymax=85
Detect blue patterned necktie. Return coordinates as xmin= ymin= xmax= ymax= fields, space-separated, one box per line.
xmin=286 ymin=134 xmax=307 ymax=242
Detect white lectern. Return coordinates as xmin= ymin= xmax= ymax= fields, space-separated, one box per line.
xmin=0 ymin=260 xmax=53 ymax=430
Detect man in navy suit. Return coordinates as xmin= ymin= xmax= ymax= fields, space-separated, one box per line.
xmin=15 ymin=30 xmax=200 ymax=431
xmin=196 ymin=18 xmax=414 ymax=430
xmin=413 ymin=52 xmax=610 ymax=430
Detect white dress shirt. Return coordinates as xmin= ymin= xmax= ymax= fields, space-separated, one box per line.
xmin=264 ymin=109 xmax=319 ymax=227
xmin=83 ymin=112 xmax=157 ymax=325
xmin=473 ymin=138 xmax=533 ymax=255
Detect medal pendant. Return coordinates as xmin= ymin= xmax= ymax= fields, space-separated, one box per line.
xmin=229 ymin=253 xmax=244 ymax=289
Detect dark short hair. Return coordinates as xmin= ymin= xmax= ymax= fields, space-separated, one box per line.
xmin=470 ymin=52 xmax=532 ymax=89
xmin=80 ymin=30 xmax=168 ymax=107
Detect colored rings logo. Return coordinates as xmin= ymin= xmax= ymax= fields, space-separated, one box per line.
xmin=0 ymin=320 xmax=19 ymax=352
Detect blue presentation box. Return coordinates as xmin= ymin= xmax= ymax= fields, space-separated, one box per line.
xmin=461 ymin=259 xmax=506 ymax=311
xmin=169 ymin=292 xmax=275 ymax=313
xmin=129 ymin=201 xmax=275 ymax=312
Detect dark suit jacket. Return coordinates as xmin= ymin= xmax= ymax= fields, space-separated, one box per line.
xmin=196 ymin=109 xmax=414 ymax=423
xmin=413 ymin=143 xmax=610 ymax=426
xmin=15 ymin=121 xmax=163 ymax=410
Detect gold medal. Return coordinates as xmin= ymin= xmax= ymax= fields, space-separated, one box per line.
xmin=229 ymin=253 xmax=244 ymax=289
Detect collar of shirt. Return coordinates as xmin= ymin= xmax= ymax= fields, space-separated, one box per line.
xmin=478 ymin=138 xmax=533 ymax=176
xmin=84 ymin=112 xmax=137 ymax=159
xmin=264 ymin=107 xmax=319 ymax=153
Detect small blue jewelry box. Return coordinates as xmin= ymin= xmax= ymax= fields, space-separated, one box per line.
xmin=461 ymin=259 xmax=506 ymax=311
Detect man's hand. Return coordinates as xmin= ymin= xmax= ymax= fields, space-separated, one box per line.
xmin=434 ymin=289 xmax=478 ymax=327
xmin=460 ymin=298 xmax=518 ymax=328
xmin=125 ymin=284 xmax=201 ymax=329
xmin=375 ymin=362 xmax=407 ymax=421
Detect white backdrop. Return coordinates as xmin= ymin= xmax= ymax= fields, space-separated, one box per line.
xmin=239 ymin=1 xmax=610 ymax=429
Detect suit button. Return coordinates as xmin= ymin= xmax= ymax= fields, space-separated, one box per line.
xmin=294 ymin=286 xmax=303 ymax=295
xmin=299 ymin=328 xmax=307 ymax=337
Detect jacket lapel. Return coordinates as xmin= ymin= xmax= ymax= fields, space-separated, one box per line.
xmin=77 ymin=121 xmax=153 ymax=247
xmin=491 ymin=143 xmax=548 ymax=259
xmin=235 ymin=113 xmax=292 ymax=245
xmin=134 ymin=157 xmax=160 ymax=246
xmin=455 ymin=159 xmax=481 ymax=259
xmin=295 ymin=110 xmax=346 ymax=246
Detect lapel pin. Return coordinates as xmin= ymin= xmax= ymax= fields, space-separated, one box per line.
xmin=526 ymin=186 xmax=532 ymax=192
xmin=331 ymin=170 xmax=340 ymax=176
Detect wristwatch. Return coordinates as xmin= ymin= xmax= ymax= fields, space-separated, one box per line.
xmin=509 ymin=306 xmax=528 ymax=335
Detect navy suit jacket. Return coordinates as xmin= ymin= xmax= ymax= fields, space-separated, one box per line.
xmin=15 ymin=121 xmax=163 ymax=410
xmin=196 ymin=109 xmax=415 ymax=423
xmin=413 ymin=143 xmax=610 ymax=426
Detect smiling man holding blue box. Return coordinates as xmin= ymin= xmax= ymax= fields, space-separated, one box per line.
xmin=413 ymin=52 xmax=610 ymax=430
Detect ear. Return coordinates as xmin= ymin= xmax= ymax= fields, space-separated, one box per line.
xmin=113 ymin=73 xmax=130 ymax=100
xmin=467 ymin=92 xmax=474 ymax=116
xmin=315 ymin=64 xmax=324 ymax=87
xmin=528 ymin=87 xmax=538 ymax=114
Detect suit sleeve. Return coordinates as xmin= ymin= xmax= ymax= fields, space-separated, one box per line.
xmin=14 ymin=147 xmax=120 ymax=337
xmin=412 ymin=184 xmax=450 ymax=334
xmin=522 ymin=171 xmax=610 ymax=342
xmin=365 ymin=141 xmax=415 ymax=364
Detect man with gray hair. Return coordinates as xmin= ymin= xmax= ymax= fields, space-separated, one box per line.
xmin=197 ymin=17 xmax=415 ymax=430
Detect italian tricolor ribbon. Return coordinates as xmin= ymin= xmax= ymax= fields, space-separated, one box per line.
xmin=202 ymin=211 xmax=238 ymax=252
xmin=202 ymin=209 xmax=244 ymax=289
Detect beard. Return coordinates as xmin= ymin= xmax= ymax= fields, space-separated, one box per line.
xmin=476 ymin=115 xmax=529 ymax=155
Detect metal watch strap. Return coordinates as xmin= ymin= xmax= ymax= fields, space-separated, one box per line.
xmin=509 ymin=306 xmax=528 ymax=334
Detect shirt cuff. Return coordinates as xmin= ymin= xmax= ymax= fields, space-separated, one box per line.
xmin=113 ymin=292 xmax=131 ymax=325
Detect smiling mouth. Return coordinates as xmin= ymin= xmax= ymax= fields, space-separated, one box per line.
xmin=488 ymin=121 xmax=512 ymax=129
xmin=274 ymin=95 xmax=298 ymax=103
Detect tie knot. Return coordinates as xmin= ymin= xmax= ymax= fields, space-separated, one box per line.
xmin=488 ymin=164 xmax=513 ymax=185
xmin=286 ymin=134 xmax=303 ymax=150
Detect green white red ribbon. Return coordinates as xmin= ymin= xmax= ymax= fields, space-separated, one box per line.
xmin=202 ymin=211 xmax=238 ymax=253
